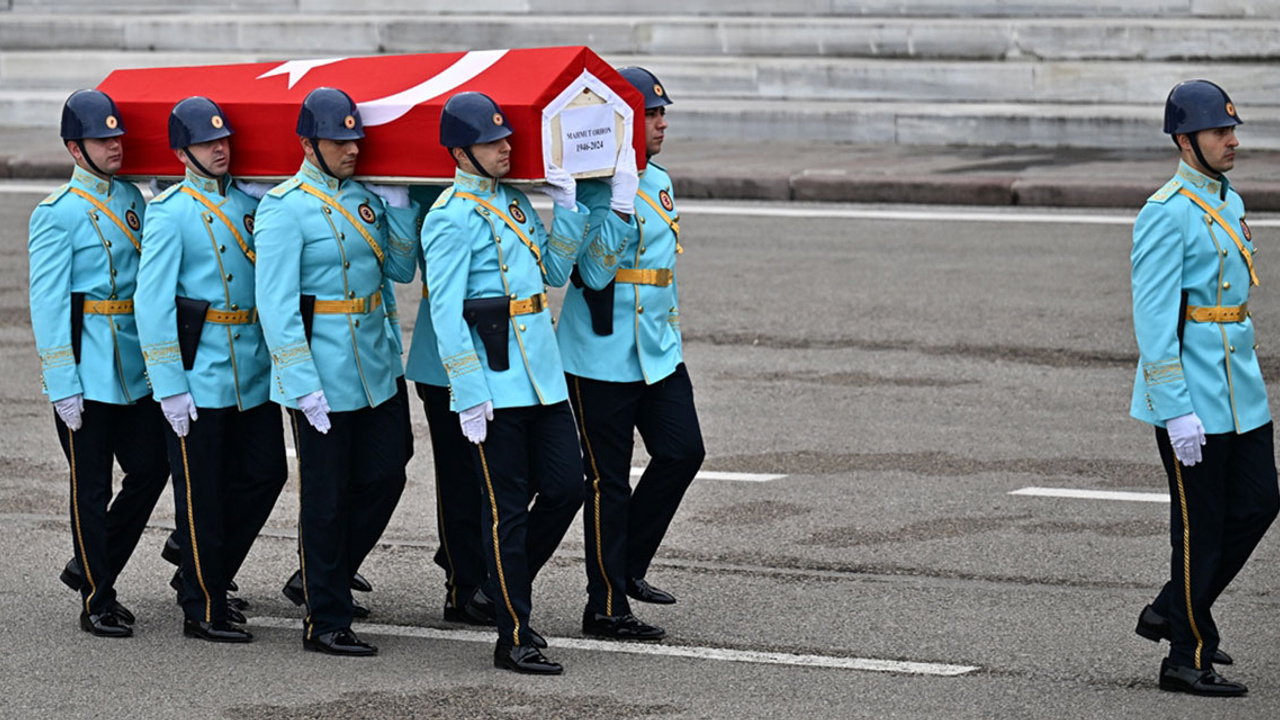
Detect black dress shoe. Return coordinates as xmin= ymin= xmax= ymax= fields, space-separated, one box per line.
xmin=170 ymin=568 xmax=184 ymax=596
xmin=529 ymin=627 xmax=547 ymax=649
xmin=351 ymin=572 xmax=372 ymax=593
xmin=227 ymin=607 xmax=247 ymax=624
xmin=282 ymin=570 xmax=305 ymax=606
xmin=110 ymin=601 xmax=135 ymax=625
xmin=184 ymin=619 xmax=253 ymax=643
xmin=582 ymin=610 xmax=666 ymax=640
xmin=60 ymin=559 xmax=84 ymax=591
xmin=80 ymin=610 xmax=132 ymax=638
xmin=1159 ymin=659 xmax=1247 ymax=696
xmin=162 ymin=535 xmax=182 ymax=566
xmin=494 ymin=643 xmax=562 ymax=675
xmin=1135 ymin=604 xmax=1233 ymax=665
xmin=227 ymin=594 xmax=250 ymax=612
xmin=304 ymin=628 xmax=377 ymax=656
xmin=627 ymin=577 xmax=676 ymax=605
xmin=444 ymin=588 xmax=497 ymax=626
xmin=352 ymin=597 xmax=371 ymax=619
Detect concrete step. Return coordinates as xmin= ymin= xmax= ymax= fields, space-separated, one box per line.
xmin=2 ymin=14 xmax=1279 ymax=61
xmin=8 ymin=0 xmax=1277 ymax=18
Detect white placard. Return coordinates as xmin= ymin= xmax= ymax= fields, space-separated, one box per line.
xmin=558 ymin=103 xmax=618 ymax=175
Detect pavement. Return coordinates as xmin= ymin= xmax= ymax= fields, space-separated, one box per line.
xmin=9 ymin=125 xmax=1280 ymax=210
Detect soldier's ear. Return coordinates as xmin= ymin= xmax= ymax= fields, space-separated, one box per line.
xmin=299 ymin=136 xmax=313 ymax=155
xmin=65 ymin=140 xmax=81 ymax=160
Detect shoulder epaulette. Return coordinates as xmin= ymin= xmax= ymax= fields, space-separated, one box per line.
xmin=38 ymin=184 xmax=70 ymax=206
xmin=1149 ymin=178 xmax=1183 ymax=204
xmin=430 ymin=186 xmax=455 ymax=210
xmin=151 ymin=183 xmax=182 ymax=204
xmin=267 ymin=177 xmax=302 ymax=198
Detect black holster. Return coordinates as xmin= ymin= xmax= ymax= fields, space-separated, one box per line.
xmin=300 ymin=295 xmax=316 ymax=344
xmin=174 ymin=296 xmax=210 ymax=371
xmin=570 ymin=266 xmax=615 ymax=336
xmin=70 ymin=292 xmax=85 ymax=364
xmin=1177 ymin=290 xmax=1189 ymax=353
xmin=463 ymin=297 xmax=511 ymax=372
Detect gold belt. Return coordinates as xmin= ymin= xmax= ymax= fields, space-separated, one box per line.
xmin=510 ymin=293 xmax=547 ymax=316
xmin=615 ymin=268 xmax=673 ymax=287
xmin=313 ymin=292 xmax=383 ymax=314
xmin=83 ymin=299 xmax=133 ymax=315
xmin=205 ymin=307 xmax=258 ymax=324
xmin=1186 ymin=303 xmax=1248 ymax=323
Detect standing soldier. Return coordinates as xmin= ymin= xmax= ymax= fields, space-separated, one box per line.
xmin=1130 ymin=79 xmax=1278 ymax=697
xmin=423 ymin=91 xmax=587 ymax=674
xmin=254 ymin=87 xmax=418 ymax=656
xmin=134 ymin=96 xmax=288 ymax=643
xmin=558 ymin=67 xmax=704 ymax=640
xmin=30 ymin=89 xmax=170 ymax=637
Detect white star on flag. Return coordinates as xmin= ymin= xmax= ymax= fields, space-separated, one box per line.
xmin=256 ymin=58 xmax=348 ymax=89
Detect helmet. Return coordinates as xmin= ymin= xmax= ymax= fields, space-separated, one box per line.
xmin=296 ymin=87 xmax=364 ymax=141
xmin=618 ymin=67 xmax=672 ymax=110
xmin=168 ymin=96 xmax=233 ymax=149
xmin=60 ymin=89 xmax=125 ymax=141
xmin=1164 ymin=80 xmax=1242 ymax=136
xmin=439 ymin=92 xmax=512 ymax=148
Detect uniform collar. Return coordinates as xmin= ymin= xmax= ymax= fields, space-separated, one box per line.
xmin=1176 ymin=160 xmax=1229 ymax=199
xmin=452 ymin=168 xmax=498 ymax=197
xmin=184 ymin=168 xmax=226 ymax=196
xmin=299 ymin=159 xmax=341 ymax=193
xmin=70 ymin=164 xmax=112 ymax=198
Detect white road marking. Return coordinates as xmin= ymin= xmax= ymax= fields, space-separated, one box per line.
xmin=1010 ymin=487 xmax=1169 ymax=503
xmin=250 ymin=616 xmax=978 ymax=676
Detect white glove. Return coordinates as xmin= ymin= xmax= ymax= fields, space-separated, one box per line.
xmin=609 ymin=149 xmax=639 ymax=215
xmin=235 ymin=180 xmax=274 ymax=200
xmin=459 ymin=400 xmax=493 ymax=445
xmin=160 ymin=392 xmax=199 ymax=438
xmin=1167 ymin=412 xmax=1207 ymax=466
xmin=298 ymin=390 xmax=332 ymax=435
xmin=54 ymin=394 xmax=84 ymax=431
xmin=538 ymin=166 xmax=577 ymax=211
xmin=362 ymin=183 xmax=410 ymax=209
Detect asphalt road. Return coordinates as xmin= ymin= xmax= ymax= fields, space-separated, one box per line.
xmin=0 ymin=184 xmax=1277 ymax=719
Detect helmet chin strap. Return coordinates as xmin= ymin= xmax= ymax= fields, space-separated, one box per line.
xmin=462 ymin=146 xmax=493 ymax=179
xmin=75 ymin=140 xmax=110 ymax=179
xmin=1187 ymin=132 xmax=1229 ymax=200
xmin=310 ymin=137 xmax=339 ymax=179
xmin=183 ymin=150 xmax=226 ymax=191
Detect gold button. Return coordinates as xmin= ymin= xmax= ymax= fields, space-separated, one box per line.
xmin=105 ymin=240 xmax=112 ymax=248
xmin=233 ymin=332 xmax=241 ymax=340
xmin=225 ymin=274 xmax=233 ymax=282
xmin=1254 ymin=343 xmax=1259 ymax=350
xmin=92 ymin=212 xmax=99 ymax=221
xmin=109 ymin=293 xmax=117 ymax=300
xmin=640 ymin=247 xmax=646 ymax=255
xmin=1222 ymin=249 xmax=1229 ymax=256
xmin=111 ymin=268 xmax=117 ymax=276
xmin=219 ymin=245 xmax=226 ymax=253
xmin=638 ymin=306 xmax=645 ymax=314
xmin=349 ymin=291 xmax=356 ymax=299
xmin=231 ymin=303 xmax=239 ymax=310
xmin=510 ymin=293 xmax=517 ymax=300
xmin=518 ymin=324 xmax=526 ymax=332
xmin=1223 ymin=281 xmax=1231 ymax=289
xmin=1230 ymin=345 xmax=1236 ymax=352
xmin=323 ymin=206 xmax=331 ymax=214
xmin=638 ymin=216 xmax=645 ymax=224
xmin=354 ymin=319 xmax=360 ymax=328
xmin=344 ymin=261 xmax=350 ymax=269
xmin=339 ymin=233 xmax=345 ymax=240
xmin=206 ymin=216 xmax=214 ymax=224
xmin=501 ymin=265 xmax=509 ymax=272
xmin=670 ymin=307 xmax=676 ymax=312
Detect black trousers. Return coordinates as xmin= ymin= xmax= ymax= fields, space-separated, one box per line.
xmin=290 ymin=390 xmax=408 ymax=638
xmin=167 ymin=403 xmax=287 ymax=623
xmin=416 ymin=382 xmax=488 ymax=608
xmin=54 ymin=398 xmax=169 ymax=616
xmin=568 ymin=363 xmax=705 ymax=616
xmin=1150 ymin=422 xmax=1278 ymax=669
xmin=471 ymin=401 xmax=583 ymax=647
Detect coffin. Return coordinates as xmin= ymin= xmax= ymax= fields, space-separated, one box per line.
xmin=95 ymin=46 xmax=645 ymax=183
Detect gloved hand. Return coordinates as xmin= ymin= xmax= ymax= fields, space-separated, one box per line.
xmin=538 ymin=165 xmax=577 ymax=211
xmin=298 ymin=390 xmax=331 ymax=435
xmin=160 ymin=392 xmax=199 ymax=438
xmin=54 ymin=394 xmax=84 ymax=431
xmin=459 ymin=400 xmax=494 ymax=444
xmin=362 ymin=183 xmax=410 ymax=209
xmin=1167 ymin=412 xmax=1207 ymax=466
xmin=235 ymin=180 xmax=275 ymax=200
xmin=609 ymin=149 xmax=639 ymax=215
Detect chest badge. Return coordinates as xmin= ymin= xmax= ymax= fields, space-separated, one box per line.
xmin=1242 ymin=217 xmax=1252 ymax=243
xmin=358 ymin=202 xmax=377 ymax=224
xmin=659 ymin=189 xmax=674 ymax=212
xmin=508 ymin=199 xmax=526 ymax=224
xmin=243 ymin=213 xmax=255 ymax=234
xmin=125 ymin=209 xmax=141 ymax=231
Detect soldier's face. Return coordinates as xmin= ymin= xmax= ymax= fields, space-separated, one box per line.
xmin=70 ymin=137 xmax=123 ymax=176
xmin=466 ymin=137 xmax=512 ymax=178
xmin=1198 ymin=126 xmax=1239 ymax=172
xmin=645 ymin=107 xmax=667 ymax=157
xmin=312 ymin=138 xmax=360 ymax=179
xmin=179 ymin=137 xmax=231 ymax=178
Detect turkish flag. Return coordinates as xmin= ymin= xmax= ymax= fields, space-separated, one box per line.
xmin=96 ymin=46 xmax=645 ymax=182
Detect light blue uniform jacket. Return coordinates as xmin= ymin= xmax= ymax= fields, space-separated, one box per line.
xmin=558 ymin=163 xmax=684 ymax=384
xmin=29 ymin=165 xmax=150 ymax=404
xmin=135 ymin=171 xmax=270 ymax=410
xmin=253 ymin=161 xmax=419 ymax=412
xmin=422 ymin=169 xmax=588 ymax=412
xmin=403 ymin=184 xmax=449 ymax=388
xmin=1131 ymin=161 xmax=1270 ymax=434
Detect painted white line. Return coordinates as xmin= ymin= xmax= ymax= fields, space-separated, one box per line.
xmin=679 ymin=201 xmax=1143 ymax=225
xmin=250 ymin=616 xmax=977 ymax=676
xmin=1010 ymin=487 xmax=1169 ymax=503
xmin=630 ymin=467 xmax=784 ymax=482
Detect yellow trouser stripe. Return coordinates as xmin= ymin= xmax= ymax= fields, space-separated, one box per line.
xmin=477 ymin=444 xmax=521 ymax=645
xmin=179 ymin=437 xmax=213 ymax=623
xmin=1173 ymin=460 xmax=1206 ymax=669
xmin=68 ymin=430 xmax=96 ymax=614
xmin=572 ymin=376 xmax=613 ymax=615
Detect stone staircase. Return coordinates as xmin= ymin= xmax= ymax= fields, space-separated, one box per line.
xmin=3 ymin=1 xmax=1279 ymax=149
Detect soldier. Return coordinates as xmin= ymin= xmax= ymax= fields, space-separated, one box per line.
xmin=1130 ymin=79 xmax=1278 ymax=696
xmin=254 ymin=87 xmax=419 ymax=656
xmin=29 ymin=89 xmax=170 ymax=637
xmin=403 ymin=184 xmax=496 ymax=629
xmin=134 ymin=96 xmax=288 ymax=643
xmin=423 ymin=91 xmax=588 ymax=674
xmin=558 ymin=67 xmax=704 ymax=640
